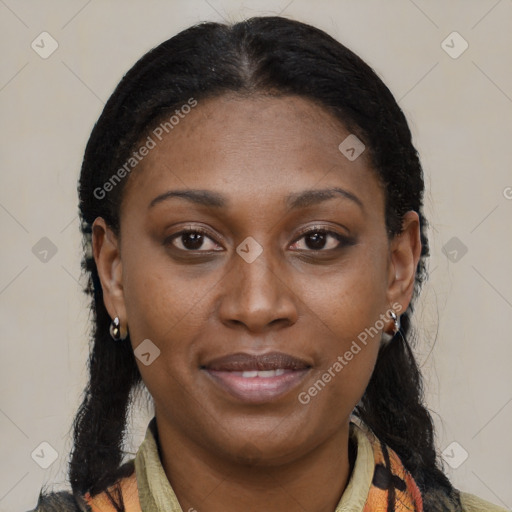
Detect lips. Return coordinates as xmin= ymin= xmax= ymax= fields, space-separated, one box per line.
xmin=204 ymin=352 xmax=311 ymax=372
xmin=201 ymin=352 xmax=312 ymax=403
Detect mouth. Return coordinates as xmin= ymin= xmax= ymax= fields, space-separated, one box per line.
xmin=201 ymin=352 xmax=312 ymax=403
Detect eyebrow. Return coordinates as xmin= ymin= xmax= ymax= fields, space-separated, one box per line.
xmin=148 ymin=187 xmax=364 ymax=212
xmin=149 ymin=189 xmax=226 ymax=209
xmin=286 ymin=187 xmax=364 ymax=211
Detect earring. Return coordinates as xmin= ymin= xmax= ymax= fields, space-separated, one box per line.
xmin=109 ymin=316 xmax=128 ymax=341
xmin=389 ymin=311 xmax=400 ymax=335
xmin=381 ymin=309 xmax=400 ymax=345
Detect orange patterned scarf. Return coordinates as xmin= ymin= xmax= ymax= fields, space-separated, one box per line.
xmin=84 ymin=434 xmax=427 ymax=512
xmin=363 ymin=438 xmax=423 ymax=511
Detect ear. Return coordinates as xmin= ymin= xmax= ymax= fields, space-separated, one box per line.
xmin=92 ymin=217 xmax=127 ymax=335
xmin=385 ymin=210 xmax=422 ymax=313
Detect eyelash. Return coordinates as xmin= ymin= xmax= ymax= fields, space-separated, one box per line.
xmin=291 ymin=226 xmax=353 ymax=251
xmin=166 ymin=227 xmax=222 ymax=252
xmin=165 ymin=225 xmax=353 ymax=253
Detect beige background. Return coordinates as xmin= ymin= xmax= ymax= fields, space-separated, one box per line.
xmin=1 ymin=0 xmax=511 ymax=510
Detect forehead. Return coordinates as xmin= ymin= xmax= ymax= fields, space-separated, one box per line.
xmin=120 ymin=94 xmax=384 ymax=220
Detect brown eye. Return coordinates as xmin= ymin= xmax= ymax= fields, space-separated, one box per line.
xmin=304 ymin=232 xmax=329 ymax=250
xmin=290 ymin=228 xmax=353 ymax=252
xmin=166 ymin=229 xmax=223 ymax=252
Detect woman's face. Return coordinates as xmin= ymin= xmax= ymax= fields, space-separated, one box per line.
xmin=94 ymin=94 xmax=420 ymax=464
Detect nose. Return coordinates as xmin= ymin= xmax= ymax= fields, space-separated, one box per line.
xmin=217 ymin=249 xmax=299 ymax=333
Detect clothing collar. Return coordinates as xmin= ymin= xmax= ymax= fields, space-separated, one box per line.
xmin=134 ymin=417 xmax=183 ymax=511
xmin=133 ymin=417 xmax=425 ymax=512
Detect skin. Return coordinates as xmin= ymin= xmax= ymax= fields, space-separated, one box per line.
xmin=92 ymin=94 xmax=421 ymax=512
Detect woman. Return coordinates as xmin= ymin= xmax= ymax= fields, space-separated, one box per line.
xmin=30 ymin=16 xmax=506 ymax=512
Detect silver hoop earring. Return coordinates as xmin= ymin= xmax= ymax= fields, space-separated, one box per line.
xmin=109 ymin=316 xmax=127 ymax=341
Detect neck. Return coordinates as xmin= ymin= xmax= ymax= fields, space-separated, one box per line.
xmin=155 ymin=417 xmax=353 ymax=512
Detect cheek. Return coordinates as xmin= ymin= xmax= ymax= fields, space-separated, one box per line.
xmin=302 ymin=247 xmax=388 ymax=341
xmin=295 ymin=249 xmax=388 ymax=406
xmin=121 ymin=259 xmax=209 ymax=408
xmin=122 ymin=244 xmax=213 ymax=342
xmin=120 ymin=246 xmax=225 ymax=394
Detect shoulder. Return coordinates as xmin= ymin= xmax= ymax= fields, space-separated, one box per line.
xmin=459 ymin=491 xmax=508 ymax=512
xmin=28 ymin=460 xmax=137 ymax=512
xmin=27 ymin=489 xmax=91 ymax=512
